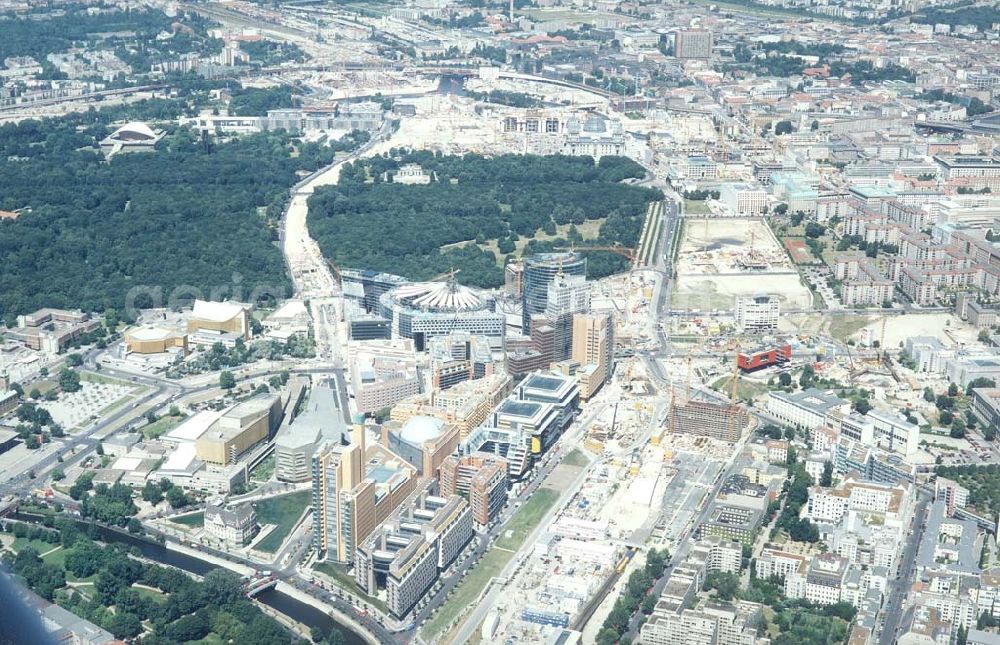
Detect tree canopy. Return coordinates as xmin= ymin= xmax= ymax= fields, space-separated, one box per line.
xmin=308 ymin=151 xmax=660 ymax=288
xmin=0 ymin=113 xmax=361 ymax=318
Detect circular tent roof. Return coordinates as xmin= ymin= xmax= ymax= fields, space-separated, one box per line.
xmin=387 ymin=281 xmax=488 ymax=313
xmin=110 ymin=121 xmax=158 ymax=142
xmin=399 ymin=416 xmax=445 ymax=445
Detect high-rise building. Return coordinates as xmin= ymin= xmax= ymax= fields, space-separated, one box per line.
xmin=674 ymin=29 xmax=713 ymax=59
xmin=311 ymin=426 xmax=418 ymax=563
xmin=355 ymin=487 xmax=473 ymax=617
xmin=670 ymin=400 xmax=748 ymax=442
xmin=544 ymin=274 xmax=591 ymax=362
xmin=504 ymin=261 xmax=524 ymax=298
xmin=522 ymin=252 xmax=586 ymax=331
xmin=311 ymin=429 xmax=364 ymax=562
xmin=439 ymin=454 xmax=508 ymax=525
xmin=571 ymin=312 xmax=614 ymax=396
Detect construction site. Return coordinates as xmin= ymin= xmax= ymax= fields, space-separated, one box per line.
xmin=672 ymin=218 xmax=811 ymax=311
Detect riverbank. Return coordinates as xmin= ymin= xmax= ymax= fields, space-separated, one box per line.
xmin=277 ymin=581 xmax=380 ymax=645
xmin=165 ymin=539 xmax=256 ymax=576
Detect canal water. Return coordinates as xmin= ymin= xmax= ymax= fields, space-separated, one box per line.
xmin=13 ymin=513 xmax=366 ymax=645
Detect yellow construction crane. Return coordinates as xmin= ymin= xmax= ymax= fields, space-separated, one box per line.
xmin=430 ymin=267 xmax=461 ymax=282
xmin=728 ymin=343 xmax=746 ymax=441
xmin=325 ymin=258 xmax=343 ymax=287
xmin=686 ymin=349 xmax=694 ymax=403
xmin=879 ymin=314 xmax=888 ymax=365
xmin=556 ymin=244 xmax=637 ymax=261
xmin=730 ymin=343 xmax=742 ymax=404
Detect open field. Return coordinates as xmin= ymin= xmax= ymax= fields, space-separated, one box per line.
xmin=674 ymin=218 xmax=810 ymax=311
xmin=253 ymin=490 xmax=310 ymax=553
xmin=683 ymin=199 xmax=711 ymax=215
xmin=711 ymin=376 xmax=774 ymax=401
xmin=562 ymin=448 xmax=590 ymax=468
xmin=422 ymin=486 xmax=562 ymax=642
xmin=673 ymin=273 xmax=811 ymax=310
xmin=788 ymin=312 xmax=979 ymax=346
xmin=861 ymin=312 xmax=979 ymax=347
xmin=141 ymin=414 xmax=186 ymax=440
xmin=169 ymin=511 xmax=205 ymax=528
xmin=314 ymin=561 xmax=388 ymax=613
xmin=422 ymin=549 xmax=508 ymax=641
xmin=496 ymin=487 xmax=560 ymax=551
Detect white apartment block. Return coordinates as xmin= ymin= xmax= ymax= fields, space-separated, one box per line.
xmin=734 ymin=294 xmax=780 ymax=333
xmin=804 ymin=475 xmax=914 ymax=529
xmin=766 ymin=388 xmax=851 ymax=430
xmin=867 ymin=410 xmax=920 ymax=456
xmin=720 ymin=183 xmax=768 ymax=216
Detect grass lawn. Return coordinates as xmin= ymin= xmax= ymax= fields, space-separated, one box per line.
xmin=131 ymin=585 xmax=167 ymax=603
xmin=421 ymin=549 xmax=509 ymax=641
xmin=252 ymin=490 xmax=310 ymax=553
xmin=828 ymin=315 xmax=873 ymax=342
xmin=250 ymin=454 xmax=275 ymax=482
xmin=12 ymin=537 xmax=61 ymax=555
xmin=141 ymin=414 xmax=186 ymax=440
xmin=421 ymin=486 xmax=562 ymax=641
xmin=80 ymin=372 xmax=130 ymax=386
xmin=683 ymin=199 xmax=711 ymax=215
xmin=170 ymin=511 xmax=205 ymax=528
xmin=313 ymin=561 xmax=388 ymax=614
xmin=562 ymin=448 xmax=590 ymax=468
xmin=41 ymin=546 xmax=68 ymax=569
xmin=30 ymin=380 xmax=59 ymax=395
xmin=711 ymin=375 xmax=773 ymax=400
xmin=495 ymin=486 xmax=559 ymax=552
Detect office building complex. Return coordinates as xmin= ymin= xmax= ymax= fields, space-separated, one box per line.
xmin=571 ymin=312 xmax=614 ymax=398
xmin=670 ymin=400 xmax=748 ymax=442
xmin=516 ymin=371 xmax=580 ymax=432
xmin=428 ymin=333 xmax=495 ymax=391
xmin=341 ymin=269 xmax=408 ymax=313
xmin=674 ymin=29 xmax=713 ymax=59
xmin=382 ymin=416 xmax=461 ymax=478
xmin=390 ymin=373 xmax=513 ymax=440
xmin=350 ymin=347 xmax=421 ymax=415
xmin=439 ymin=454 xmax=508 ymax=525
xmin=355 ymin=488 xmax=474 ymax=617
xmin=195 ymin=395 xmax=282 ymax=465
xmin=379 ymin=281 xmax=504 ymax=351
xmin=274 ymin=382 xmax=347 ymax=482
xmin=767 ymin=388 xmax=851 ymax=430
xmin=312 ymin=427 xmax=417 ymax=563
xmin=544 ymin=274 xmax=591 ymax=362
xmin=9 ymin=308 xmax=101 ymax=354
xmin=264 ymin=102 xmax=383 ymax=134
xmin=522 ymin=252 xmax=586 ymax=331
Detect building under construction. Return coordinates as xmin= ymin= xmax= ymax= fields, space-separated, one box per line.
xmin=669 ymin=399 xmax=748 ymax=442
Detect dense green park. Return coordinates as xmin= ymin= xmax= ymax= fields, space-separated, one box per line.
xmin=0 ymin=520 xmax=318 ymax=643
xmin=308 ymin=152 xmax=662 ymax=288
xmin=0 ymin=111 xmax=367 ymax=320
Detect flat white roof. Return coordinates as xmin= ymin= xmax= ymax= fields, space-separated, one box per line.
xmin=112 ymin=456 xmax=143 ymax=471
xmin=164 ymin=409 xmax=225 ymax=443
xmin=191 ymin=299 xmax=246 ymax=323
xmin=269 ymin=299 xmax=307 ymax=320
xmin=160 ymin=443 xmax=199 ymax=474
xmin=128 ymin=326 xmax=179 ymax=341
